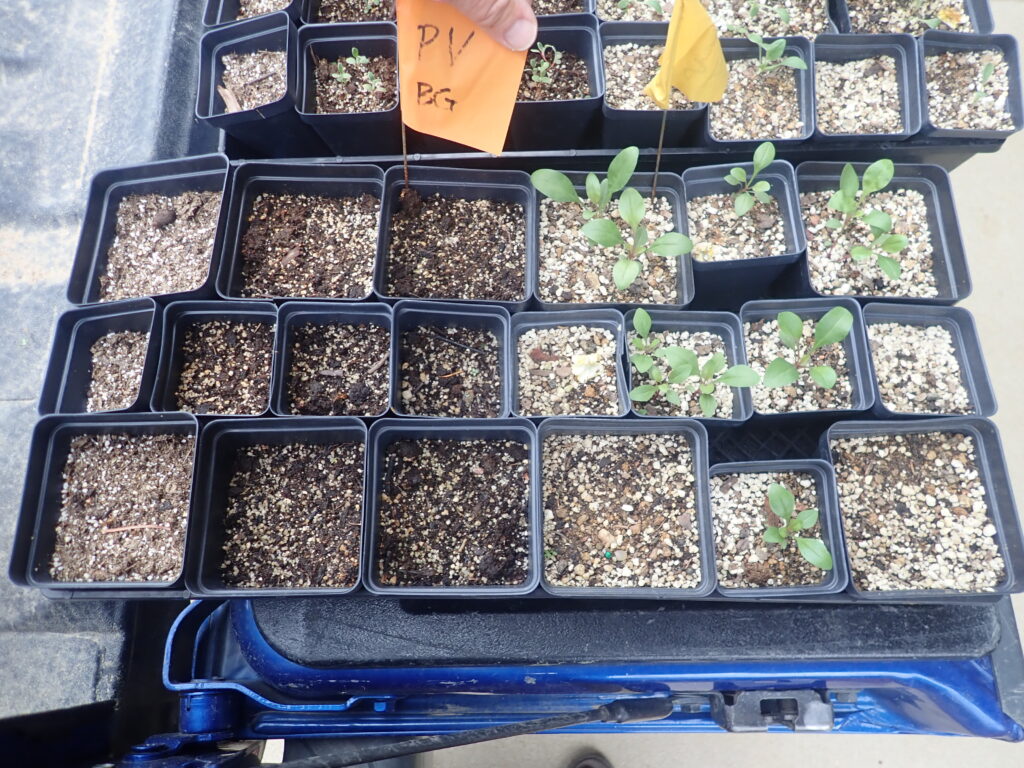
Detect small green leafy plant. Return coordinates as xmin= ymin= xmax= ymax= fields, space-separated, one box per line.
xmin=617 ymin=0 xmax=664 ymax=14
xmin=762 ymin=305 xmax=853 ymax=390
xmin=332 ymin=47 xmax=385 ymax=94
xmin=531 ymin=146 xmax=640 ymax=221
xmin=763 ymin=482 xmax=834 ymax=571
xmin=746 ymin=0 xmax=791 ymax=25
xmin=331 ymin=61 xmax=351 ymax=85
xmin=973 ymin=62 xmax=996 ymax=103
xmin=726 ymin=25 xmax=807 ymax=75
xmin=528 ymin=42 xmax=562 ymax=85
xmin=724 ymin=141 xmax=775 ymax=216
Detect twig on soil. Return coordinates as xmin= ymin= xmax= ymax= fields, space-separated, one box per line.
xmin=439 ymin=369 xmax=465 ymax=379
xmin=422 ymin=329 xmax=489 ymax=356
xmin=101 ymin=524 xmax=172 ymax=534
xmin=217 ymin=85 xmax=243 ymax=113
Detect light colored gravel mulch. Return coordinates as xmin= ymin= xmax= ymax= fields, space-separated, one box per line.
xmin=708 ymin=0 xmax=831 ymax=37
xmin=236 ymin=0 xmax=290 ymax=19
xmin=603 ymin=43 xmax=698 ymax=111
xmin=815 ymin=56 xmax=903 ymax=135
xmin=830 ymin=432 xmax=1006 ymax=592
xmin=709 ymin=59 xmax=804 ymax=141
xmin=543 ymin=432 xmax=702 ymax=589
xmin=597 ymin=0 xmax=673 ymax=22
xmin=925 ymin=49 xmax=1016 ymax=132
xmin=688 ymin=193 xmax=788 ymax=262
xmin=846 ymin=0 xmax=972 ymax=34
xmin=630 ymin=329 xmax=734 ymax=418
xmin=86 ymin=331 xmax=149 ymax=412
xmin=219 ymin=50 xmax=287 ymax=112
xmin=517 ymin=325 xmax=620 ymax=416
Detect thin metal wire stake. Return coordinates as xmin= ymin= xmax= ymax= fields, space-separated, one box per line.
xmin=401 ymin=121 xmax=410 ymax=190
xmin=651 ymin=109 xmax=668 ymax=201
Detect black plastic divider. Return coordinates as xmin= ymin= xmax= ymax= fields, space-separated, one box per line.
xmin=203 ymin=0 xmax=302 ymax=28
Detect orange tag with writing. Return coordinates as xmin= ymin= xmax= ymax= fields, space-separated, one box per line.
xmin=397 ymin=0 xmax=526 ymax=154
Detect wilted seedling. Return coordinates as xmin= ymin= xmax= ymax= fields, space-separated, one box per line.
xmin=531 ymin=146 xmax=640 ymax=221
xmin=763 ymin=482 xmax=834 ymax=571
xmin=723 ymin=141 xmax=775 ymax=216
xmin=973 ymin=62 xmax=996 ymax=103
xmin=528 ymin=42 xmax=563 ymax=85
xmin=762 ymin=305 xmax=853 ymax=390
xmin=910 ymin=0 xmax=965 ymax=30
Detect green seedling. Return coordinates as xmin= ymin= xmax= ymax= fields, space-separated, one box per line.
xmin=528 ymin=42 xmax=563 ymax=84
xmin=726 ymin=24 xmax=807 ymax=75
xmin=617 ymin=0 xmax=664 ymax=14
xmin=345 ymin=47 xmax=370 ymax=66
xmin=746 ymin=0 xmax=791 ymax=25
xmin=331 ymin=61 xmax=351 ymax=85
xmin=332 ymin=47 xmax=377 ymax=88
xmin=723 ymin=141 xmax=775 ymax=216
xmin=629 ymin=308 xmax=760 ymax=417
xmin=531 ymin=146 xmax=640 ymax=221
xmin=909 ymin=0 xmax=965 ymax=30
xmin=973 ymin=62 xmax=996 ymax=103
xmin=762 ymin=306 xmax=853 ymax=390
xmin=763 ymin=482 xmax=834 ymax=571
xmin=360 ymin=69 xmax=386 ymax=95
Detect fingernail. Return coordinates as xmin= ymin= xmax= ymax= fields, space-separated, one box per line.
xmin=504 ymin=19 xmax=536 ymax=51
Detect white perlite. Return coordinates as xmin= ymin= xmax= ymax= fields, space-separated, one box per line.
xmin=688 ymin=193 xmax=788 ymax=262
xmin=830 ymin=432 xmax=1005 ymax=592
xmin=710 ymin=58 xmax=804 ymax=140
xmin=628 ymin=329 xmax=734 ymax=418
xmin=538 ymin=195 xmax=678 ymax=304
xmin=517 ymin=325 xmax=620 ymax=416
xmin=603 ymin=44 xmax=697 ymax=111
xmin=925 ymin=49 xmax=1015 ymax=132
xmin=846 ymin=0 xmax=972 ymax=34
xmin=597 ymin=0 xmax=673 ymax=22
xmin=706 ymin=0 xmax=831 ymax=38
xmin=815 ymin=56 xmax=903 ymax=136
xmin=868 ymin=322 xmax=973 ymax=415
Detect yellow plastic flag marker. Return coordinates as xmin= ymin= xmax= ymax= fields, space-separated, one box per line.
xmin=643 ymin=0 xmax=728 ymax=108
xmin=396 ymin=0 xmax=526 ymax=154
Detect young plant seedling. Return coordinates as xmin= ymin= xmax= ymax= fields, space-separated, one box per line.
xmin=528 ymin=42 xmax=563 ymax=85
xmin=617 ymin=0 xmax=664 ymax=14
xmin=726 ymin=24 xmax=807 ymax=76
xmin=332 ymin=47 xmax=380 ymax=90
xmin=724 ymin=141 xmax=775 ymax=216
xmin=973 ymin=62 xmax=996 ymax=103
xmin=763 ymin=482 xmax=834 ymax=571
xmin=746 ymin=0 xmax=791 ymax=25
xmin=331 ymin=61 xmax=352 ymax=85
xmin=629 ymin=308 xmax=760 ymax=417
xmin=531 ymin=146 xmax=640 ymax=221
xmin=762 ymin=305 xmax=853 ymax=390
xmin=909 ymin=0 xmax=965 ymax=30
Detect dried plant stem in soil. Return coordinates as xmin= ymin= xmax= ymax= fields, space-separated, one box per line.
xmin=706 ymin=0 xmax=830 ymax=37
xmin=100 ymin=191 xmax=222 ymax=302
xmin=710 ymin=59 xmax=804 ymax=140
xmin=219 ymin=51 xmax=287 ymax=113
xmin=868 ymin=322 xmax=972 ymax=414
xmin=377 ymin=439 xmax=530 ymax=587
xmin=236 ymin=0 xmax=290 ymax=19
xmin=688 ymin=194 xmax=787 ymax=262
xmin=175 ymin=320 xmax=274 ymax=415
xmin=399 ymin=325 xmax=502 ymax=417
xmin=831 ymin=432 xmax=1005 ymax=592
xmin=314 ymin=55 xmax=397 ymax=113
xmin=597 ymin=0 xmax=672 ymax=22
xmin=630 ymin=329 xmax=734 ymax=417
xmin=517 ymin=325 xmax=620 ymax=416
xmin=846 ymin=0 xmax=972 ymax=34
xmin=50 ymin=434 xmax=194 ymax=582
xmin=221 ymin=442 xmax=364 ymax=589
xmin=925 ymin=50 xmax=1015 ymax=132
xmin=517 ymin=51 xmax=590 ymax=102
xmin=815 ymin=57 xmax=903 ymax=135
xmin=313 ymin=0 xmax=395 ymax=22
xmin=85 ymin=330 xmax=149 ymax=412
xmin=544 ymin=433 xmax=701 ymax=589
xmin=603 ymin=44 xmax=697 ymax=110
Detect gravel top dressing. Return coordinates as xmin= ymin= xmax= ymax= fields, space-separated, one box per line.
xmin=517 ymin=51 xmax=590 ymax=102
xmin=868 ymin=322 xmax=973 ymax=414
xmin=597 ymin=0 xmax=672 ymax=21
xmin=688 ymin=194 xmax=788 ymax=263
xmin=847 ymin=0 xmax=972 ymax=34
xmin=543 ymin=432 xmax=702 ymax=589
xmin=603 ymin=44 xmax=697 ymax=111
xmin=287 ymin=322 xmax=390 ymax=416
xmin=239 ymin=192 xmax=378 ymax=299
xmin=534 ymin=0 xmax=586 ymax=12
xmin=313 ymin=0 xmax=395 ymax=22
xmin=236 ymin=0 xmax=289 ymax=18
xmin=517 ymin=325 xmax=620 ymax=416
xmin=100 ymin=191 xmax=222 ymax=302
xmin=630 ymin=329 xmax=734 ymax=418
xmin=220 ymin=442 xmax=364 ymax=589
xmin=218 ymin=51 xmax=287 ymax=113
xmin=706 ymin=0 xmax=831 ymax=37
xmin=711 ymin=471 xmax=825 ymax=588
xmin=801 ymin=188 xmax=938 ymax=298
xmin=85 ymin=330 xmax=149 ymax=412
xmin=710 ymin=60 xmax=803 ymax=141
xmin=831 ymin=432 xmax=1006 ymax=592
xmin=399 ymin=325 xmax=502 ymax=417
xmin=815 ymin=56 xmax=903 ymax=135
xmin=376 ymin=439 xmax=531 ymax=587
xmin=50 ymin=433 xmax=195 ymax=583
xmin=386 ymin=190 xmax=527 ymax=302
xmin=175 ymin=320 xmax=274 ymax=415
xmin=314 ymin=55 xmax=398 ymax=114
xmin=539 ymin=195 xmax=678 ymax=304
xmin=925 ymin=49 xmax=1016 ymax=132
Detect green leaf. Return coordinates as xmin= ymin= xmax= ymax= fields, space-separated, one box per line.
xmin=701 ymin=352 xmax=727 ymax=379
xmin=747 ymin=32 xmax=764 ymax=45
xmin=981 ymin=62 xmax=995 ymax=83
xmin=630 ymin=384 xmax=657 ymax=402
xmin=598 ymin=178 xmax=611 ymax=211
xmin=763 ymin=526 xmax=786 ymax=545
xmin=923 ymin=17 xmax=940 ymax=29
xmin=824 ymin=218 xmax=842 ymax=229
xmin=763 ymin=357 xmax=799 ymax=387
xmin=699 ymin=393 xmax=718 ymax=418
xmin=719 ymin=364 xmax=760 ymax=388
xmin=734 ymin=192 xmax=755 ymax=217
xmin=796 ymin=537 xmax=834 ymax=571
xmin=752 ymin=180 xmax=771 ymax=193
xmin=877 ymin=255 xmax=902 ymax=281
xmin=664 ymin=388 xmax=681 ymax=405
xmin=810 ymin=365 xmax=838 ymax=389
xmin=531 ymin=169 xmax=580 ymax=204
xmin=631 ymin=354 xmax=654 ymax=373
xmin=813 ymin=306 xmax=854 ymax=349
xmin=661 ymin=347 xmax=699 ymax=372
xmin=839 ymin=163 xmax=859 ymax=199
xmin=881 ymin=234 xmax=908 ymax=254
xmin=668 ymin=364 xmax=694 ymax=384
xmin=768 ymin=482 xmax=795 ymax=521
xmin=585 ymin=173 xmax=601 ymax=207
xmin=862 ymin=209 xmax=892 ymax=234
xmin=700 ymin=381 xmax=715 ymax=395
xmin=649 ymin=365 xmax=664 ymax=383
xmin=850 ymin=245 xmax=873 ymax=262
xmin=607 ymin=146 xmax=639 ymax=193
xmin=776 ymin=6 xmax=790 ymax=22
xmin=633 ymin=224 xmax=649 ymax=250
xmin=618 ymin=187 xmax=645 ymax=230
xmin=650 ymin=232 xmax=693 ymax=257
xmin=753 ymin=190 xmax=772 ymax=205
xmin=777 ymin=311 xmax=804 ymax=349
xmin=862 ymin=159 xmax=894 ymax=195
xmin=764 ymin=39 xmax=786 ymax=61
xmin=613 ymin=258 xmax=642 ymax=291
xmin=726 ymin=167 xmax=747 ymax=185
xmin=631 ymin=337 xmax=646 ymax=350
xmin=582 ymin=218 xmax=623 ymax=247
xmin=752 ymin=141 xmax=775 ymax=174
xmin=633 ymin=307 xmax=652 ymax=338
xmin=796 ymin=507 xmax=819 ymax=530
xmin=781 ymin=56 xmax=807 ymax=70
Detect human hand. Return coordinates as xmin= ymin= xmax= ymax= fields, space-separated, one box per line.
xmin=436 ymin=0 xmax=538 ymax=51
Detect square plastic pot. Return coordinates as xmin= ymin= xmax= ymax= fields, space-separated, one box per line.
xmin=363 ymin=418 xmax=541 ymax=597
xmin=196 ymin=12 xmax=327 ymax=157
xmin=185 ymin=416 xmax=368 ymax=598
xmin=621 ymin=308 xmax=753 ymax=426
xmin=390 ymin=300 xmax=512 ymax=419
xmin=151 ymin=300 xmax=278 ymax=417
xmin=682 ymin=160 xmax=805 ymax=311
xmin=38 ymin=299 xmax=161 ymax=415
xmin=790 ymin=161 xmax=970 ymax=305
xmin=296 ymin=23 xmax=402 ymax=156
xmin=708 ymin=459 xmax=849 ymax=599
xmin=835 ymin=0 xmax=995 ymax=35
xmin=920 ymin=31 xmax=1023 ymax=140
xmin=67 ymin=154 xmax=231 ymax=306
xmin=822 ymin=416 xmax=1024 ymax=601
xmin=863 ymin=302 xmax=996 ymax=419
xmin=203 ymin=0 xmax=302 ymax=27
xmin=271 ymin=301 xmax=393 ymax=417
xmin=376 ymin=166 xmax=538 ymax=311
xmin=739 ymin=297 xmax=875 ymax=419
xmin=215 ymin=161 xmax=384 ymax=301
xmin=511 ymin=309 xmax=630 ymax=419
xmin=537 ymin=417 xmax=716 ymax=599
xmin=813 ymin=33 xmax=923 ymax=142
xmin=534 ymin=171 xmax=693 ymax=310
xmin=8 ymin=412 xmax=198 ymax=599
xmin=599 ymin=22 xmax=707 ymax=149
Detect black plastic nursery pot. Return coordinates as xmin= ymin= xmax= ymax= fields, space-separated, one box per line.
xmin=681 ymin=160 xmax=805 ymax=311
xmin=203 ymin=0 xmax=302 ymax=28
xmin=271 ymin=300 xmax=393 ymax=417
xmin=920 ymin=31 xmax=1023 ymax=140
xmin=812 ymin=33 xmax=923 ymax=142
xmin=363 ymin=418 xmax=541 ymax=597
xmin=708 ymin=459 xmax=849 ymax=599
xmin=196 ymin=12 xmax=328 ymax=157
xmin=296 ymin=23 xmax=402 ymax=156
xmin=790 ymin=161 xmax=970 ymax=305
xmin=835 ymin=0 xmax=995 ymax=35
xmin=621 ymin=308 xmax=753 ymax=425
xmin=215 ymin=161 xmax=384 ymax=301
xmin=863 ymin=302 xmax=997 ymax=419
xmin=538 ymin=417 xmax=716 ymax=599
xmin=390 ymin=300 xmax=513 ymax=419
xmin=8 ymin=412 xmax=199 ymax=599
xmin=186 ymin=416 xmax=368 ymax=598
xmin=822 ymin=417 xmax=1024 ymax=602
xmin=375 ymin=166 xmax=538 ymax=311
xmin=37 ymin=299 xmax=162 ymax=415
xmin=67 ymin=154 xmax=231 ymax=306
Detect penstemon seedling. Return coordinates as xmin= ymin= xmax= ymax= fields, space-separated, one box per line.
xmin=331 ymin=61 xmax=352 ymax=85
xmin=973 ymin=62 xmax=996 ymax=103
xmin=345 ymin=47 xmax=369 ymax=67
xmin=746 ymin=0 xmax=791 ymax=25
xmin=333 ymin=47 xmax=381 ymax=90
xmin=763 ymin=482 xmax=834 ymax=571
xmin=617 ymin=0 xmax=664 ymax=14
xmin=531 ymin=146 xmax=640 ymax=221
xmin=762 ymin=306 xmax=853 ymax=390
xmin=726 ymin=25 xmax=807 ymax=76
xmin=528 ymin=42 xmax=562 ymax=85
xmin=723 ymin=141 xmax=775 ymax=216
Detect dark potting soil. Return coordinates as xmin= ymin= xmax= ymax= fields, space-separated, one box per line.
xmin=517 ymin=49 xmax=590 ymax=102
xmin=287 ymin=322 xmax=390 ymax=416
xmin=220 ymin=442 xmax=364 ymax=589
xmin=85 ymin=330 xmax=149 ymax=412
xmin=314 ymin=55 xmax=398 ymax=114
xmin=49 ymin=433 xmax=195 ymax=583
xmin=398 ymin=325 xmax=502 ymax=417
xmin=218 ymin=50 xmax=287 ymax=113
xmin=386 ymin=189 xmax=527 ymax=302
xmin=238 ymin=192 xmax=379 ymax=299
xmin=313 ymin=0 xmax=396 ymax=22
xmin=377 ymin=439 xmax=531 ymax=587
xmin=175 ymin=320 xmax=274 ymax=415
